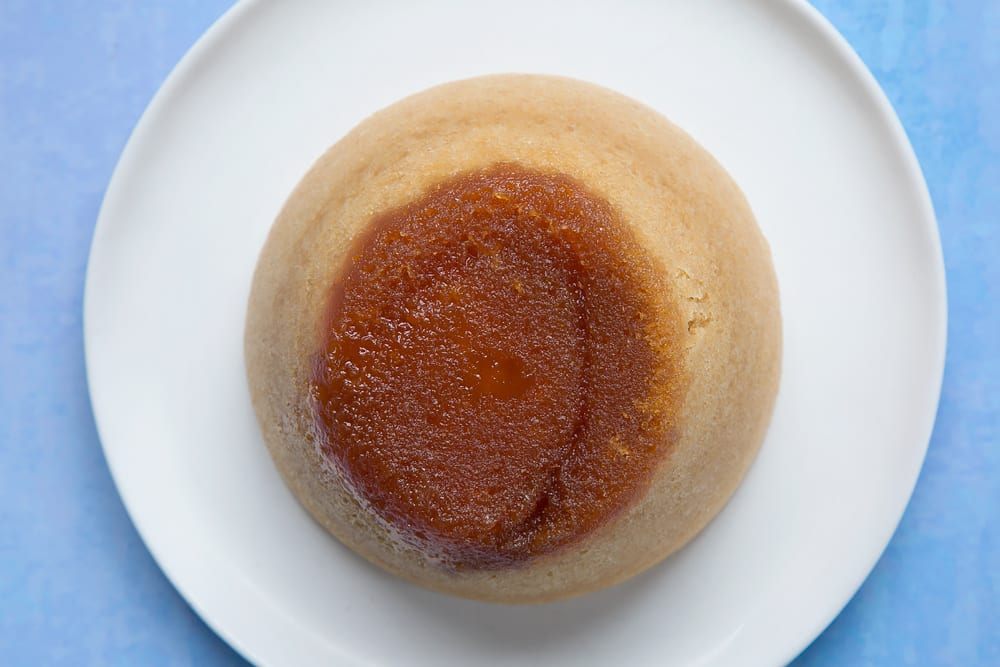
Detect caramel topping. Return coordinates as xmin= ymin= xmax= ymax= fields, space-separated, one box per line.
xmin=311 ymin=163 xmax=677 ymax=568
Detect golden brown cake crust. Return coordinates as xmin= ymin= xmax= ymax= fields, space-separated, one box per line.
xmin=244 ymin=74 xmax=782 ymax=603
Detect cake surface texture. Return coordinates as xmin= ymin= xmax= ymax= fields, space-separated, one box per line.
xmin=245 ymin=74 xmax=781 ymax=602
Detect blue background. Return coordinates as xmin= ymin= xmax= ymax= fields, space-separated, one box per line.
xmin=1 ymin=1 xmax=996 ymax=664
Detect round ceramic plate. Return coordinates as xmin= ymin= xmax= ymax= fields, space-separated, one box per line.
xmin=85 ymin=1 xmax=946 ymax=665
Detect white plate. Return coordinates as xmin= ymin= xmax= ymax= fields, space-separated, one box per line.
xmin=84 ymin=1 xmax=946 ymax=665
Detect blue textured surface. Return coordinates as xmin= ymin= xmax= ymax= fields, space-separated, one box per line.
xmin=0 ymin=1 xmax=996 ymax=664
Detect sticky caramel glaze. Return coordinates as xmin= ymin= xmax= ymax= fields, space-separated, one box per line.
xmin=311 ymin=163 xmax=681 ymax=569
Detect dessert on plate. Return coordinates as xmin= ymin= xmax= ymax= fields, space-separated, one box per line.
xmin=245 ymin=74 xmax=781 ymax=603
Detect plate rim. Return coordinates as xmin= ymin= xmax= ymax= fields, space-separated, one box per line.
xmin=83 ymin=1 xmax=948 ymax=665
